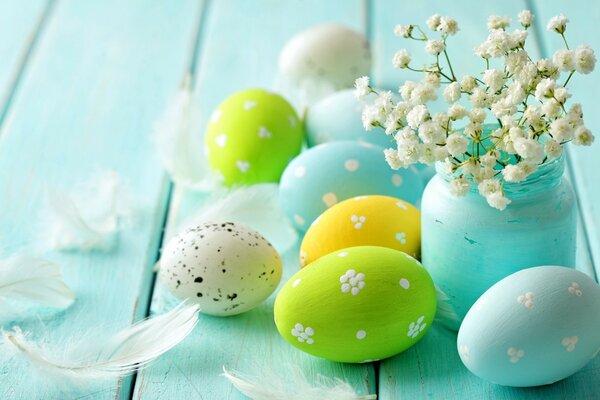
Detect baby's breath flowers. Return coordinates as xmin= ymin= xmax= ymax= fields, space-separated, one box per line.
xmin=355 ymin=11 xmax=596 ymax=210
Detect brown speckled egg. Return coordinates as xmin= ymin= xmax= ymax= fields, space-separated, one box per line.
xmin=159 ymin=222 xmax=283 ymax=316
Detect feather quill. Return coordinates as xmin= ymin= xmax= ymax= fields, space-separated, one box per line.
xmin=0 ymin=255 xmax=74 ymax=314
xmin=1 ymin=303 xmax=199 ymax=383
xmin=44 ymin=170 xmax=131 ymax=252
xmin=175 ymin=184 xmax=297 ymax=254
xmin=153 ymin=74 xmax=218 ymax=191
xmin=223 ymin=366 xmax=377 ymax=400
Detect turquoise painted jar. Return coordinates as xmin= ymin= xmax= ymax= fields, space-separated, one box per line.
xmin=421 ymin=155 xmax=576 ymax=331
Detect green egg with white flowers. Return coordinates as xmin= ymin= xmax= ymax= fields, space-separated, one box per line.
xmin=205 ymin=89 xmax=304 ymax=186
xmin=274 ymin=246 xmax=437 ymax=363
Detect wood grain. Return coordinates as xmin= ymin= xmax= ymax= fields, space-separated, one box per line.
xmin=374 ymin=0 xmax=600 ymax=398
xmin=0 ymin=1 xmax=200 ymax=398
xmin=133 ymin=1 xmax=376 ymax=399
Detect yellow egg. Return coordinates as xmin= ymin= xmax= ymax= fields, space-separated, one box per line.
xmin=300 ymin=195 xmax=420 ymax=267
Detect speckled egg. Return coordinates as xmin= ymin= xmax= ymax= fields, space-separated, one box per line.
xmin=458 ymin=266 xmax=600 ymax=387
xmin=205 ymin=89 xmax=303 ymax=186
xmin=300 ymin=195 xmax=420 ymax=267
xmin=274 ymin=246 xmax=436 ymax=363
xmin=159 ymin=222 xmax=283 ymax=316
xmin=278 ymin=24 xmax=371 ymax=89
xmin=305 ymin=89 xmax=393 ymax=149
xmin=279 ymin=141 xmax=423 ymax=231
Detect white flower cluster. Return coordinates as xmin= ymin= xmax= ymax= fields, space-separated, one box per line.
xmin=356 ymin=11 xmax=596 ymax=210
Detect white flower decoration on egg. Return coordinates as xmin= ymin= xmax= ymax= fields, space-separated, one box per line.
xmin=517 ymin=292 xmax=535 ymax=309
xmin=407 ymin=316 xmax=427 ymax=338
xmin=459 ymin=344 xmax=471 ymax=361
xmin=568 ymin=282 xmax=583 ymax=296
xmin=396 ymin=232 xmax=407 ymax=244
xmin=340 ymin=269 xmax=365 ymax=295
xmin=507 ymin=347 xmax=525 ymax=363
xmin=562 ymin=336 xmax=578 ymax=352
xmin=291 ymin=323 xmax=314 ymax=344
xmin=351 ymin=215 xmax=366 ymax=229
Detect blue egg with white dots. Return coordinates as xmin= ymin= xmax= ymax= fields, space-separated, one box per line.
xmin=458 ymin=266 xmax=600 ymax=387
xmin=279 ymin=141 xmax=423 ymax=231
xmin=305 ymin=89 xmax=436 ymax=185
xmin=305 ymin=89 xmax=394 ymax=149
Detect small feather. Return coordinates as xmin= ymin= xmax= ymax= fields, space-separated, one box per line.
xmin=435 ymin=286 xmax=460 ymax=327
xmin=223 ymin=366 xmax=377 ymax=400
xmin=43 ymin=170 xmax=132 ymax=252
xmin=0 ymin=255 xmax=74 ymax=314
xmin=175 ymin=183 xmax=297 ymax=254
xmin=273 ymin=71 xmax=337 ymax=113
xmin=1 ymin=303 xmax=199 ymax=384
xmin=153 ymin=74 xmax=219 ymax=191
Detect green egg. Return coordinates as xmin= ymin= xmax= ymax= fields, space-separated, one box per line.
xmin=205 ymin=89 xmax=304 ymax=186
xmin=274 ymin=246 xmax=436 ymax=363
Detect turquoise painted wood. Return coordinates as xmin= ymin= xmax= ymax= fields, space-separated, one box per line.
xmin=133 ymin=1 xmax=376 ymax=399
xmin=0 ymin=0 xmax=201 ymax=398
xmin=0 ymin=0 xmax=49 ymax=124
xmin=372 ymin=0 xmax=600 ymax=398
xmin=0 ymin=1 xmax=599 ymax=399
xmin=531 ymin=0 xmax=600 ymax=280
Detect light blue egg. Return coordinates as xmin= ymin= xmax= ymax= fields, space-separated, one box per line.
xmin=305 ymin=89 xmax=436 ymax=185
xmin=458 ymin=266 xmax=600 ymax=387
xmin=279 ymin=141 xmax=423 ymax=231
xmin=305 ymin=89 xmax=395 ymax=149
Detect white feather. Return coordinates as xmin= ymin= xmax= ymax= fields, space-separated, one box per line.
xmin=435 ymin=286 xmax=460 ymax=327
xmin=175 ymin=184 xmax=297 ymax=254
xmin=272 ymin=71 xmax=337 ymax=114
xmin=0 ymin=255 xmax=74 ymax=314
xmin=153 ymin=74 xmax=219 ymax=191
xmin=1 ymin=303 xmax=199 ymax=383
xmin=223 ymin=366 xmax=377 ymax=400
xmin=44 ymin=170 xmax=131 ymax=252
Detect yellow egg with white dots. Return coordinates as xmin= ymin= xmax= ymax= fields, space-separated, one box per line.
xmin=300 ymin=195 xmax=421 ymax=267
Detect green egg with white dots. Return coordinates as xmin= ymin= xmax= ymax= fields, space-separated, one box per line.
xmin=274 ymin=246 xmax=437 ymax=363
xmin=205 ymin=89 xmax=304 ymax=186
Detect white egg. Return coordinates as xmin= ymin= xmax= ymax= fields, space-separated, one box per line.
xmin=458 ymin=266 xmax=600 ymax=387
xmin=278 ymin=24 xmax=371 ymax=89
xmin=159 ymin=222 xmax=283 ymax=316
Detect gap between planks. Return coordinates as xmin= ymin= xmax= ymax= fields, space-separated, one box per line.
xmin=126 ymin=1 xmax=212 ymax=399
xmin=0 ymin=0 xmax=56 ymax=135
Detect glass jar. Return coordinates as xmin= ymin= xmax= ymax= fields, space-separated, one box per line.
xmin=421 ymin=154 xmax=576 ymax=331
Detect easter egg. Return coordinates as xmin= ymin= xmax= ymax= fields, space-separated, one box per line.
xmin=300 ymin=195 xmax=420 ymax=267
xmin=274 ymin=246 xmax=436 ymax=363
xmin=158 ymin=222 xmax=282 ymax=316
xmin=458 ymin=266 xmax=600 ymax=387
xmin=278 ymin=24 xmax=371 ymax=90
xmin=205 ymin=89 xmax=303 ymax=186
xmin=279 ymin=141 xmax=423 ymax=231
xmin=305 ymin=89 xmax=393 ymax=149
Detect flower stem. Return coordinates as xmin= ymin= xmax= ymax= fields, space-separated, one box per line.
xmin=563 ymin=70 xmax=575 ymax=87
xmin=442 ymin=48 xmax=457 ymax=81
xmin=560 ymin=33 xmax=570 ymax=50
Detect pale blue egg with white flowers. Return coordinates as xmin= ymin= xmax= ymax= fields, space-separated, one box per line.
xmin=457 ymin=266 xmax=600 ymax=387
xmin=279 ymin=141 xmax=423 ymax=231
xmin=305 ymin=89 xmax=395 ymax=149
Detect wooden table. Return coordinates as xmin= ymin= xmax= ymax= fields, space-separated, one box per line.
xmin=1 ymin=1 xmax=598 ymax=399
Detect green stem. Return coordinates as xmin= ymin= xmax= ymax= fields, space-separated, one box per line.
xmin=442 ymin=48 xmax=457 ymax=81
xmin=560 ymin=32 xmax=570 ymax=50
xmin=563 ymin=70 xmax=575 ymax=87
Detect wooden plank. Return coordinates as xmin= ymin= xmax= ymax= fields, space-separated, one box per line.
xmin=373 ymin=0 xmax=600 ymax=398
xmin=0 ymin=1 xmax=201 ymax=399
xmin=530 ymin=0 xmax=600 ymax=281
xmin=0 ymin=0 xmax=49 ymax=125
xmin=133 ymin=1 xmax=376 ymax=399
